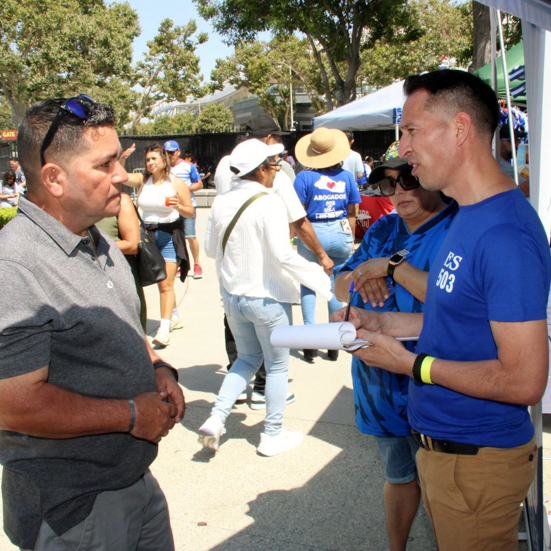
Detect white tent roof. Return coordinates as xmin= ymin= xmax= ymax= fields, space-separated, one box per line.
xmin=313 ymin=80 xmax=405 ymax=131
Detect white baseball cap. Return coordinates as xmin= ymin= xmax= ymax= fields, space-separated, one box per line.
xmin=229 ymin=139 xmax=284 ymax=178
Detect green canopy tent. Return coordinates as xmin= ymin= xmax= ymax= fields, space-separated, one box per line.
xmin=475 ymin=40 xmax=526 ymax=104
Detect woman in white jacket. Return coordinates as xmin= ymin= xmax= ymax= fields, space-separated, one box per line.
xmin=199 ymin=139 xmax=332 ymax=457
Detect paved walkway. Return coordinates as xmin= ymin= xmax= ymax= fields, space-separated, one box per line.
xmin=2 ymin=206 xmax=549 ymax=550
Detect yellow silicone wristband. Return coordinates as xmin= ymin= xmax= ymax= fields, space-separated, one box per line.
xmin=420 ymin=356 xmax=435 ymax=385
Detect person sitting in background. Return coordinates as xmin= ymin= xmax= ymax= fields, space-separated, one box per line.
xmin=334 ymin=149 xmax=458 ymax=551
xmin=96 ymin=192 xmax=147 ymax=331
xmin=199 ymin=139 xmax=331 ymax=456
xmin=0 ymin=169 xmax=19 ymax=208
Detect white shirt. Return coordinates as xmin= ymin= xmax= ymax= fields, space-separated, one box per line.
xmin=214 ymin=155 xmax=306 ymax=223
xmin=341 ymin=150 xmax=364 ymax=183
xmin=137 ymin=176 xmax=179 ymax=224
xmin=204 ymin=180 xmax=331 ymax=304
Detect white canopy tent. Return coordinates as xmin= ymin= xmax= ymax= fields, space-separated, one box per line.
xmin=313 ymin=79 xmax=406 ymax=134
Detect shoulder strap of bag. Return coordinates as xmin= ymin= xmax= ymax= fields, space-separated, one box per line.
xmin=222 ymin=192 xmax=268 ymax=255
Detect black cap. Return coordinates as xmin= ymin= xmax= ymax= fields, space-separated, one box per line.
xmin=369 ymin=157 xmax=411 ymax=186
xmin=245 ymin=114 xmax=289 ymax=137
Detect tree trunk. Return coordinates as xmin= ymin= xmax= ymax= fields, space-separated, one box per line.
xmin=306 ymin=33 xmax=334 ymax=112
xmin=470 ymin=1 xmax=492 ymax=72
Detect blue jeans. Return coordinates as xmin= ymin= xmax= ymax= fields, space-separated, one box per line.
xmin=297 ymin=219 xmax=353 ymax=325
xmin=374 ymin=434 xmax=420 ymax=484
xmin=213 ymin=289 xmax=292 ymax=436
xmin=155 ymin=230 xmax=177 ymax=263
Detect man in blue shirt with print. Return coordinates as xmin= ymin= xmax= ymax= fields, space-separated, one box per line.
xmin=333 ymin=70 xmax=551 ymax=550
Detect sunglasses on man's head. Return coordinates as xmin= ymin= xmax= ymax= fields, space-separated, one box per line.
xmin=376 ymin=172 xmax=420 ymax=197
xmin=40 ymin=94 xmax=97 ymax=166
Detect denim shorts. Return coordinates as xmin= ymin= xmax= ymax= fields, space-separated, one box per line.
xmin=374 ymin=434 xmax=420 ymax=484
xmin=184 ymin=210 xmax=196 ymax=238
xmin=155 ymin=230 xmax=178 ymax=263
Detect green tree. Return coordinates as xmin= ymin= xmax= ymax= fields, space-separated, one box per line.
xmin=0 ymin=0 xmax=140 ymax=125
xmin=0 ymin=96 xmax=13 ymax=130
xmin=130 ymin=19 xmax=208 ymax=131
xmin=194 ymin=103 xmax=234 ymax=132
xmin=211 ymin=35 xmax=327 ymax=129
xmin=359 ymin=0 xmax=473 ymax=88
xmin=148 ymin=112 xmax=196 ymax=135
xmin=195 ymin=0 xmax=413 ymax=109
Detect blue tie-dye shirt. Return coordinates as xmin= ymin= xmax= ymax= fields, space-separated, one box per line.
xmin=336 ymin=201 xmax=458 ymax=437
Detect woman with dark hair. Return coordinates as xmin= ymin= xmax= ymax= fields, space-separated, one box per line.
xmin=0 ymin=169 xmax=19 ymax=208
xmin=126 ymin=144 xmax=193 ymax=346
xmin=293 ymin=127 xmax=361 ymax=361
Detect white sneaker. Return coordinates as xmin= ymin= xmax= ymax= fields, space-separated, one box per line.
xmin=257 ymin=429 xmax=304 ymax=457
xmin=152 ymin=330 xmax=170 ymax=347
xmin=235 ymin=391 xmax=247 ymax=404
xmin=249 ymin=391 xmax=296 ymax=410
xmin=170 ymin=318 xmax=183 ymax=331
xmin=198 ymin=415 xmax=226 ymax=451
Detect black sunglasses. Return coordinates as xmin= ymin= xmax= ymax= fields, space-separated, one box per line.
xmin=376 ymin=173 xmax=420 ymax=197
xmin=40 ymin=94 xmax=97 ymax=166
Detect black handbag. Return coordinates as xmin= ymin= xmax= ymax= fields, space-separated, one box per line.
xmin=134 ymin=206 xmax=167 ymax=287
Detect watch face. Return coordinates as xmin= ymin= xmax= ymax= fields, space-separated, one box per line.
xmin=389 ymin=253 xmax=404 ymax=264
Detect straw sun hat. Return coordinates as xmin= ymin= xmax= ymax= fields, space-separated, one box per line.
xmin=295 ymin=127 xmax=350 ymax=169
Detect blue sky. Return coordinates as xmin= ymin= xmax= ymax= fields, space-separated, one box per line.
xmin=130 ymin=0 xmax=236 ymax=82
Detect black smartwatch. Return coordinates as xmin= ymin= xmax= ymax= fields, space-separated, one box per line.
xmin=387 ymin=249 xmax=409 ymax=282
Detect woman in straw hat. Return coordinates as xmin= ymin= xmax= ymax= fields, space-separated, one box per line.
xmin=294 ymin=127 xmax=362 ymax=361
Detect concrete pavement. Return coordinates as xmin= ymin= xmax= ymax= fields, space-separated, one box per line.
xmin=2 ymin=205 xmax=546 ymax=550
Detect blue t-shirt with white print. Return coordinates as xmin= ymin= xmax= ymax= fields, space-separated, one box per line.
xmin=294 ymin=168 xmax=360 ymax=222
xmin=336 ymin=201 xmax=458 ymax=437
xmin=410 ymin=188 xmax=551 ymax=448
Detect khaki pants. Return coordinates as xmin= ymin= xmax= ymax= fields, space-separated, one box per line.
xmin=417 ymin=437 xmax=537 ymax=551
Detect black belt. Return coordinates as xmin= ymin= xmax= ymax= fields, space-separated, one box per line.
xmin=412 ymin=430 xmax=482 ymax=456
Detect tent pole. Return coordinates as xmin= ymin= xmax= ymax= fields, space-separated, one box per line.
xmin=496 ymin=10 xmax=519 ymax=185
xmin=490 ymin=9 xmax=498 ymax=157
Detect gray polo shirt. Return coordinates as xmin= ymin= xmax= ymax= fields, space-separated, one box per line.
xmin=0 ymin=197 xmax=157 ymax=549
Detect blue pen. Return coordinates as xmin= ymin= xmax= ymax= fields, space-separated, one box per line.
xmin=344 ymin=281 xmax=355 ymax=321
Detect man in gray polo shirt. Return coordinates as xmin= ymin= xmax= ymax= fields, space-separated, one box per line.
xmin=0 ymin=96 xmax=185 ymax=550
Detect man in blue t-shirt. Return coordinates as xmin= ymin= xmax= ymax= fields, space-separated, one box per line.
xmin=332 ymin=70 xmax=551 ymax=550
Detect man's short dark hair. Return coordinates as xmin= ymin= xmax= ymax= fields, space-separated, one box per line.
xmin=17 ymin=97 xmax=115 ymax=192
xmin=403 ymin=70 xmax=499 ymax=139
xmin=345 ymin=131 xmax=354 ymax=142
xmin=10 ymin=156 xmax=19 ymax=163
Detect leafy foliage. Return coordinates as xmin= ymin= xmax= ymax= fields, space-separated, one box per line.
xmin=359 ymin=0 xmax=473 ymax=88
xmin=211 ymin=35 xmax=327 ymax=127
xmin=0 ymin=0 xmax=140 ymax=125
xmin=195 ymin=0 xmax=413 ymax=109
xmin=130 ymin=19 xmax=208 ymax=131
xmin=195 ymin=103 xmax=234 ymax=132
xmin=0 ymin=207 xmax=17 ymax=229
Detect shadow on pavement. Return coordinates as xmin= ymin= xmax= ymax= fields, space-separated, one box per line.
xmin=207 ymin=386 xmax=436 ymax=551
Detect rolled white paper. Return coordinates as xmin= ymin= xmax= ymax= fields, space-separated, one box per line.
xmin=270 ymin=322 xmax=363 ymax=351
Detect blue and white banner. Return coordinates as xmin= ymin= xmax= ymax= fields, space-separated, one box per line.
xmin=509 ymin=64 xmax=526 ymax=81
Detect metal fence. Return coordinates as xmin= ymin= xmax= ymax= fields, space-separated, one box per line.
xmin=0 ymin=129 xmax=397 ymax=182
xmin=120 ymin=129 xmax=396 ymax=177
